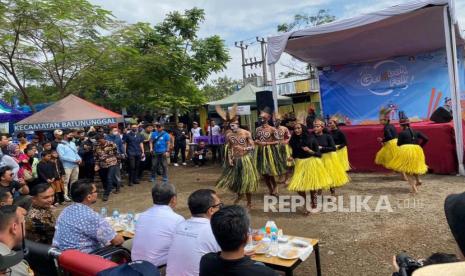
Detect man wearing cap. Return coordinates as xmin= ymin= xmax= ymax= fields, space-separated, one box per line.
xmin=0 ymin=205 xmax=34 ymax=276
xmin=123 ymin=124 xmax=144 ymax=185
xmin=56 ymin=130 xmax=81 ymax=202
xmin=149 ymin=123 xmax=170 ymax=183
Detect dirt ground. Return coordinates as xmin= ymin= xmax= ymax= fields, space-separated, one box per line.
xmin=85 ymin=164 xmax=464 ymax=276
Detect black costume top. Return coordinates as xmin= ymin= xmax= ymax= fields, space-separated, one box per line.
xmin=329 ymin=128 xmax=347 ymax=149
xmin=397 ymin=128 xmax=429 ymax=147
xmin=289 ymin=134 xmax=321 ymax=159
xmin=313 ymin=133 xmax=336 ymax=153
xmin=383 ymin=124 xmax=398 ymax=142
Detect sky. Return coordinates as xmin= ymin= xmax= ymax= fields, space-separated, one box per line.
xmin=89 ymin=0 xmax=465 ymax=82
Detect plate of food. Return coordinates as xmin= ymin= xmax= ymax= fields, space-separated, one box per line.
xmin=277 ymin=248 xmax=300 ymax=260
xmin=254 ymin=243 xmax=269 ymax=255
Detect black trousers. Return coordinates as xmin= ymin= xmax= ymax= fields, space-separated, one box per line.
xmin=174 ymin=143 xmax=186 ymax=163
xmin=193 ymin=156 xmax=206 ymax=166
xmin=210 ymin=145 xmax=219 ymax=162
xmin=99 ymin=165 xmax=119 ymax=196
xmin=128 ymin=155 xmax=141 ymax=183
xmin=152 ymin=153 xmax=168 ymax=182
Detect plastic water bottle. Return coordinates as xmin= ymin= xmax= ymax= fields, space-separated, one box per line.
xmin=112 ymin=209 xmax=120 ymax=223
xmin=265 ymin=226 xmax=272 ymax=258
xmin=270 ymin=231 xmax=278 ymax=257
xmin=100 ymin=207 xmax=107 ymax=218
xmin=265 ymin=220 xmax=278 ymax=233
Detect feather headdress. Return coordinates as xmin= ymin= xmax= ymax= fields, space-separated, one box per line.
xmin=215 ymin=104 xmax=238 ymax=123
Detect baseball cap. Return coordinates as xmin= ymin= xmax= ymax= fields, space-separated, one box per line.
xmin=97 ymin=260 xmax=159 ymax=276
xmin=53 ymin=129 xmax=63 ymax=136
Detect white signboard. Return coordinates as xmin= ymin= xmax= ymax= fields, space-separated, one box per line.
xmin=0 ymin=123 xmax=9 ymax=133
xmin=229 ymin=105 xmax=251 ymax=115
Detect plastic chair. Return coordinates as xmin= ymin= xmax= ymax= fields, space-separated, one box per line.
xmin=90 ymin=246 xmax=132 ymax=264
xmin=58 ymin=250 xmax=118 ymax=276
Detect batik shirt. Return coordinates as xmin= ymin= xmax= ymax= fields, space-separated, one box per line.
xmin=52 ymin=203 xmax=116 ymax=253
xmin=26 ymin=206 xmax=56 ymax=244
xmin=94 ymin=141 xmax=118 ymax=168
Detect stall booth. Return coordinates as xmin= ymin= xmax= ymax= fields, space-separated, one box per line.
xmin=267 ymin=0 xmax=465 ymax=174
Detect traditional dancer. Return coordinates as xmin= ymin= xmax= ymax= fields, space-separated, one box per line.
xmin=274 ymin=113 xmax=293 ymax=184
xmin=313 ymin=119 xmax=350 ymax=197
xmin=216 ymin=105 xmax=259 ymax=209
xmin=328 ymin=116 xmax=350 ymax=171
xmin=375 ymin=107 xmax=399 ymax=169
xmin=288 ymin=123 xmax=331 ymax=215
xmin=255 ymin=109 xmax=284 ymax=196
xmin=387 ymin=112 xmax=429 ymax=194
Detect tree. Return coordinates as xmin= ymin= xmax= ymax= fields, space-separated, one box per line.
xmin=77 ymin=8 xmax=230 ymax=120
xmin=277 ymin=9 xmax=336 ymax=32
xmin=0 ymin=0 xmax=114 ymax=112
xmin=202 ymin=76 xmax=242 ymax=101
xmin=277 ymin=9 xmax=336 ymax=78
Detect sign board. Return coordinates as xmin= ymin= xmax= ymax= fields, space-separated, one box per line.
xmin=0 ymin=123 xmax=9 ymax=133
xmin=229 ymin=105 xmax=251 ymax=115
xmin=14 ymin=118 xmax=118 ymax=132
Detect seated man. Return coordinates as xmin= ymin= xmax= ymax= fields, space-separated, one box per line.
xmin=131 ymin=183 xmax=184 ymax=267
xmin=0 ymin=205 xmax=34 ymax=276
xmin=192 ymin=142 xmax=208 ymax=167
xmin=25 ymin=183 xmax=56 ymax=244
xmin=52 ymin=180 xmax=124 ymax=253
xmin=0 ymin=166 xmax=30 ymax=210
xmin=200 ymin=205 xmax=278 ymax=276
xmin=166 ymin=189 xmax=222 ymax=276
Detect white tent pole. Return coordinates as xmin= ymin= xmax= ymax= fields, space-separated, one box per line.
xmin=443 ymin=5 xmax=465 ymax=176
xmin=270 ymin=64 xmax=279 ymax=114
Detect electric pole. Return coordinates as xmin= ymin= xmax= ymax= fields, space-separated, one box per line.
xmin=234 ymin=41 xmax=248 ymax=84
xmin=256 ymin=37 xmax=267 ymax=84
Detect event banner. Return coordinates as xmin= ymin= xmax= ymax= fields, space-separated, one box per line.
xmin=14 ymin=118 xmax=118 ymax=132
xmin=319 ymin=49 xmax=463 ymax=125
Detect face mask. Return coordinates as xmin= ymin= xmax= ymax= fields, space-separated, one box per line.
xmin=90 ymin=139 xmax=96 ymax=143
xmin=131 ymin=128 xmax=138 ymax=132
xmin=112 ymin=131 xmax=119 ymax=136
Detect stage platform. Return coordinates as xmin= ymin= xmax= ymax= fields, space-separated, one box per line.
xmin=342 ymin=121 xmax=463 ymax=174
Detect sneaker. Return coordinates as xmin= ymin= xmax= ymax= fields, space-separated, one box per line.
xmin=64 ymin=195 xmax=72 ymax=202
xmin=182 ymin=162 xmax=187 ymax=166
xmin=174 ymin=163 xmax=179 ymax=167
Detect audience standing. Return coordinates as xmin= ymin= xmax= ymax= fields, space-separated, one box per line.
xmin=123 ymin=124 xmax=144 ymax=186
xmin=56 ymin=130 xmax=81 ymax=201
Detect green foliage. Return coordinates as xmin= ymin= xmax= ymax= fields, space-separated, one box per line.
xmin=277 ymin=9 xmax=336 ymax=32
xmin=202 ymin=76 xmax=242 ymax=101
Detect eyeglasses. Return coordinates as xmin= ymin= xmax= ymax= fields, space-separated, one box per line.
xmin=209 ymin=202 xmax=224 ymax=209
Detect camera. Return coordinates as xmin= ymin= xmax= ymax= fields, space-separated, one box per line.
xmin=396 ymin=252 xmax=423 ymax=276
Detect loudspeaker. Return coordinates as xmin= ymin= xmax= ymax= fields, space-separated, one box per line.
xmin=430 ymin=106 xmax=453 ymax=123
xmin=256 ymin=90 xmax=274 ymax=115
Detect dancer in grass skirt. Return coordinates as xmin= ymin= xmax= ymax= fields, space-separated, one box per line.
xmin=313 ymin=119 xmax=350 ymax=197
xmin=274 ymin=114 xmax=293 ymax=184
xmin=328 ymin=116 xmax=350 ymax=171
xmin=288 ymin=123 xmax=331 ymax=214
xmin=387 ymin=111 xmax=429 ymax=194
xmin=255 ymin=109 xmax=285 ymax=196
xmin=215 ymin=106 xmax=259 ymax=209
xmin=375 ymin=107 xmax=399 ymax=169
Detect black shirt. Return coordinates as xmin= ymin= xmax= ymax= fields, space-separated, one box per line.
xmin=383 ymin=124 xmax=398 ymax=142
xmin=200 ymin=252 xmax=278 ymax=276
xmin=289 ymin=134 xmax=321 ymax=159
xmin=173 ymin=128 xmax=188 ymax=145
xmin=0 ymin=181 xmax=22 ymax=197
xmin=329 ymin=128 xmax=347 ymax=149
xmin=123 ymin=132 xmax=144 ymax=156
xmin=313 ymin=133 xmax=336 ymax=153
xmin=397 ymin=128 xmax=429 ymax=147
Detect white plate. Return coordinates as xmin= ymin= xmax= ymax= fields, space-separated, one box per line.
xmin=278 ymin=236 xmax=289 ymax=243
xmin=254 ymin=243 xmax=269 ymax=255
xmin=277 ymin=248 xmax=300 ymax=260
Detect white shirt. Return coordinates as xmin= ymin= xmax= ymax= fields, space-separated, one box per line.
xmin=208 ymin=125 xmax=221 ymax=136
xmin=191 ymin=127 xmax=202 ymax=138
xmin=166 ymin=217 xmax=221 ymax=276
xmin=131 ymin=205 xmax=185 ymax=267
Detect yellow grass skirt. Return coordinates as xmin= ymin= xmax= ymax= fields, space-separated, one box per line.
xmin=387 ymin=144 xmax=428 ymax=175
xmin=216 ymin=153 xmax=260 ymax=194
xmin=322 ymin=152 xmax=350 ymax=188
xmin=375 ymin=139 xmax=398 ymax=168
xmin=278 ymin=143 xmax=294 ymax=167
xmin=336 ymin=146 xmax=351 ymax=171
xmin=288 ymin=157 xmax=332 ymax=192
xmin=255 ymin=145 xmax=285 ymax=176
